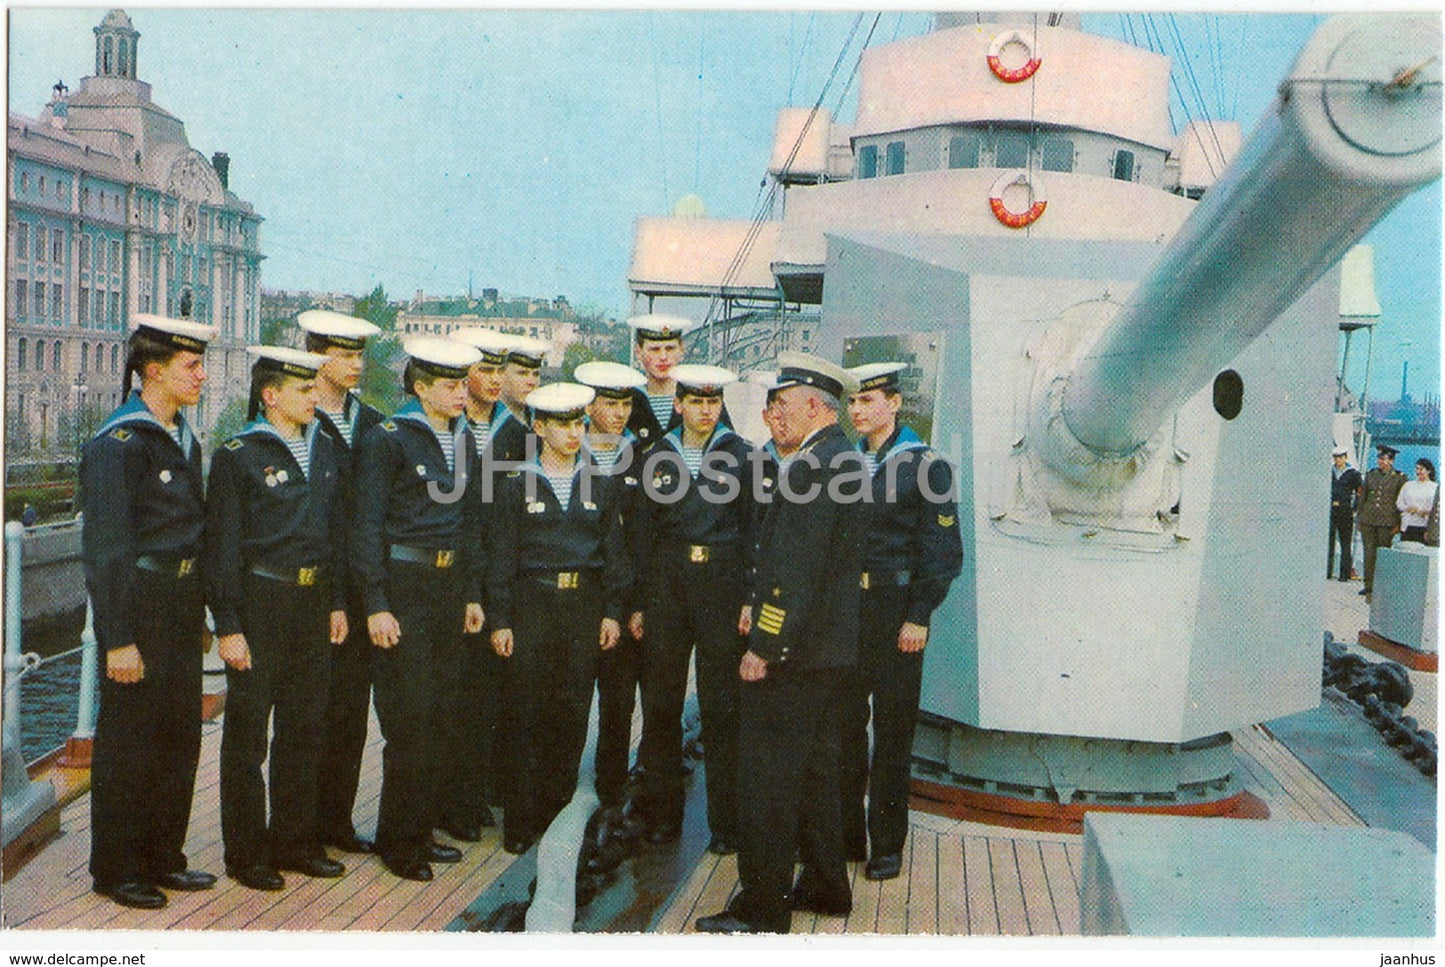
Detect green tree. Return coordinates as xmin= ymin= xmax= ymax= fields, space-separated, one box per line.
xmin=353 ymin=284 xmax=399 ymax=331
xmin=260 ymin=315 xmax=294 ymax=347
xmin=207 ymin=398 xmax=249 ymax=456
xmin=561 ymin=341 xmax=602 ymax=380
xmin=359 ymin=332 xmax=405 ymax=415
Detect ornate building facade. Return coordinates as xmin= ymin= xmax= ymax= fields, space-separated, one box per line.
xmin=6 ymin=9 xmax=264 ymax=455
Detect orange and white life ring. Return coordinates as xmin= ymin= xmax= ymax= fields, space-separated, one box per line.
xmin=987 ymin=29 xmax=1041 ymax=83
xmin=989 ymin=170 xmax=1047 ymax=228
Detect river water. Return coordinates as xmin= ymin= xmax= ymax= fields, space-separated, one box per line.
xmin=18 ymin=648 xmax=84 ymax=763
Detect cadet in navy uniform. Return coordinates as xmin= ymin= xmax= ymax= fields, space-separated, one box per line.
xmin=206 ymin=347 xmax=349 ymax=891
xmin=698 ymin=353 xmax=862 ymax=934
xmin=352 ymin=337 xmax=486 ymax=881
xmin=297 ymin=309 xmax=386 ymax=857
xmin=1328 ymin=445 xmax=1362 ymax=582
xmin=574 ymin=361 xmax=649 ymax=817
xmin=497 ymin=334 xmax=550 ymax=424
xmin=488 ymin=383 xmax=631 ymax=854
xmin=623 ymin=314 xmax=733 ymax=448
xmin=428 ymin=328 xmax=527 ymax=841
xmin=839 ymin=363 xmax=962 ymax=881
xmin=634 ymin=364 xmax=754 ymax=853
xmin=82 ymin=315 xmax=219 ymax=910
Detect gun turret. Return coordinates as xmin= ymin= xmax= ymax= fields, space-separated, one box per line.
xmin=1060 ymin=14 xmax=1440 ymax=457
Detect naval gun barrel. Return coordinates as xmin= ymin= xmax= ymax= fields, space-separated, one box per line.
xmin=1061 ymin=14 xmax=1440 ymax=456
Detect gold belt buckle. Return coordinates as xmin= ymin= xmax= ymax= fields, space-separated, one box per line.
xmin=177 ymin=557 xmax=195 ymax=578
xmin=557 ymin=571 xmax=579 ymax=590
xmin=435 ymin=550 xmax=455 ymax=569
xmin=689 ymin=544 xmax=710 ymax=564
xmin=859 ymin=572 xmax=871 ymax=590
xmin=297 ymin=567 xmax=317 ymax=587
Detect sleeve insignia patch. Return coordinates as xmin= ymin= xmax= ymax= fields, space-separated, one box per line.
xmin=380 ymin=421 xmax=398 ymax=432
xmin=757 ymin=603 xmax=786 ymax=636
xmin=938 ymin=514 xmax=956 ymax=527
xmin=224 ymin=438 xmax=243 ymax=450
xmin=110 ymin=428 xmax=132 ymax=441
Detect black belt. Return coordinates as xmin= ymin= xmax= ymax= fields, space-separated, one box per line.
xmin=525 ymin=569 xmax=596 ymax=590
xmin=249 ymin=563 xmax=326 ymax=587
xmin=390 ymin=544 xmax=457 ymax=569
xmin=860 ymin=569 xmax=911 ymax=591
xmin=135 ymin=553 xmax=199 ymax=579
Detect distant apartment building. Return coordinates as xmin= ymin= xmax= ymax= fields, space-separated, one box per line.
xmin=262 ymin=289 xmax=356 ymax=322
xmin=6 ymin=9 xmax=264 ymax=454
xmin=397 ymin=292 xmax=582 ymax=367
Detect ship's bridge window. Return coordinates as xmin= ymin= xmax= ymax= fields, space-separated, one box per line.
xmin=1041 ymin=137 xmax=1075 ymax=173
xmin=885 ymin=141 xmax=906 ymax=176
xmin=857 ymin=144 xmax=878 ymax=180
xmin=1112 ymin=149 xmax=1136 ymax=182
xmin=995 ymin=134 xmax=1029 ymax=169
xmin=948 ymin=134 xmax=981 ymax=169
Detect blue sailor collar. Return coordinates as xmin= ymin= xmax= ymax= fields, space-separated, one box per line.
xmin=860 ymin=424 xmax=930 ymax=462
xmin=240 ymin=417 xmax=321 ymax=455
xmin=663 ymin=424 xmax=738 ymax=455
xmin=96 ymin=391 xmax=198 ymax=457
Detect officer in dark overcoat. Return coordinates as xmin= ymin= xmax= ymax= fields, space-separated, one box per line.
xmin=82 ymin=315 xmax=219 ymax=910
xmin=838 ymin=362 xmax=962 ymax=881
xmin=351 ymin=337 xmax=486 ymax=881
xmin=633 ymin=364 xmax=754 ymax=853
xmin=297 ymin=309 xmax=386 ymax=857
xmin=487 ymin=383 xmax=631 ymax=855
xmin=206 ymin=347 xmax=349 ymax=891
xmin=697 ymin=352 xmax=862 ymax=934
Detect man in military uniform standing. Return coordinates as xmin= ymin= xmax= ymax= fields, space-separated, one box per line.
xmin=497 ymin=335 xmax=551 ymax=421
xmin=633 ymin=364 xmax=753 ymax=853
xmin=574 ymin=361 xmax=649 ymax=818
xmin=297 ymin=309 xmax=386 ymax=857
xmin=697 ymin=353 xmax=862 ymax=934
xmin=352 ymin=337 xmax=486 ymax=881
xmin=1357 ymin=444 xmax=1405 ymax=602
xmin=206 ymin=347 xmax=349 ymax=891
xmin=82 ymin=315 xmax=219 ymax=910
xmin=1328 ymin=445 xmax=1362 ymax=582
xmin=839 ymin=363 xmax=962 ymax=881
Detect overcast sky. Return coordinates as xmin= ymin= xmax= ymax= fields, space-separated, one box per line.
xmin=9 ymin=7 xmax=1440 ymax=401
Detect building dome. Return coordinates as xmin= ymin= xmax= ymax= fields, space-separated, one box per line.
xmin=99 ymin=9 xmax=134 ymax=30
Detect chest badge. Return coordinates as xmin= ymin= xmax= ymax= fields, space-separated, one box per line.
xmin=276 ymin=469 xmax=289 ymax=484
xmin=582 ymin=500 xmax=597 ymax=512
xmin=526 ymin=501 xmax=546 ymax=514
xmin=416 ymin=464 xmax=427 ymax=477
xmin=158 ymin=469 xmax=173 ymax=484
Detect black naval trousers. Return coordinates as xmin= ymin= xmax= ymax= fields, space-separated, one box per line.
xmin=839 ymin=583 xmax=924 ymax=861
xmin=1328 ymin=509 xmax=1355 ymax=581
xmin=501 ymin=574 xmax=604 ymax=844
xmin=90 ymin=565 xmax=206 ymax=885
xmin=637 ymin=551 xmax=745 ymax=839
xmin=594 ymin=635 xmax=643 ymax=808
xmin=315 ymin=601 xmax=372 ymax=842
xmin=436 ymin=631 xmax=501 ymax=828
xmin=220 ymin=573 xmax=332 ymax=868
xmin=371 ymin=559 xmax=465 ymax=864
xmin=732 ymin=669 xmax=849 ymax=933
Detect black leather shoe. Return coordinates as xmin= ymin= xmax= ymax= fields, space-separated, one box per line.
xmin=439 ymin=819 xmax=481 ymax=842
xmin=322 ymin=830 xmax=375 ymax=854
xmin=706 ymin=835 xmax=737 ymax=856
xmin=227 ymin=864 xmax=285 ymax=891
xmin=696 ymin=912 xmax=765 ymax=934
xmin=791 ymin=878 xmax=852 ymax=916
xmin=94 ymin=879 xmax=167 ymax=909
xmin=864 ymin=853 xmax=903 ymax=881
xmin=645 ymin=823 xmax=681 ymax=845
xmin=276 ymin=854 xmax=345 ymax=878
xmin=383 ymin=857 xmax=433 ymax=882
xmin=424 ymin=842 xmax=462 ymax=863
xmin=503 ymin=836 xmax=533 ymax=855
xmin=153 ymin=869 xmax=217 ymax=892
xmin=478 ymin=805 xmax=498 ymax=828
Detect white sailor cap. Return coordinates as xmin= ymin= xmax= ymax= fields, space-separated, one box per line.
xmin=848 ymin=362 xmax=908 ymax=394
xmin=402 ymin=335 xmax=482 ymax=380
xmin=574 ymin=361 xmax=646 ymax=400
xmin=775 ymin=351 xmax=858 ymax=399
xmin=449 ymin=327 xmax=516 ymax=366
xmin=1332 ymin=445 xmax=1350 ymax=457
xmin=505 ymin=334 xmax=551 ymax=369
xmin=527 ymin=382 xmax=595 ymax=421
xmin=671 ymin=364 xmax=737 ymax=398
xmin=245 ymin=345 xmax=330 ymax=379
xmin=626 ymin=313 xmax=697 ymax=342
xmin=296 ymin=309 xmax=380 ymax=350
xmin=130 ymin=313 xmax=217 ymax=353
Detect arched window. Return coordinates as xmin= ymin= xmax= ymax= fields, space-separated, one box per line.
xmin=110 ymin=344 xmax=119 ymax=373
xmin=53 ymin=342 xmax=62 ymax=371
xmin=118 ymin=39 xmax=128 ymax=77
xmin=34 ymin=340 xmax=45 ymax=372
xmin=103 ymin=37 xmax=113 ymax=74
xmin=80 ymin=342 xmax=89 ymax=372
xmin=95 ymin=343 xmax=105 ymax=371
xmin=17 ymin=338 xmax=27 ymax=372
